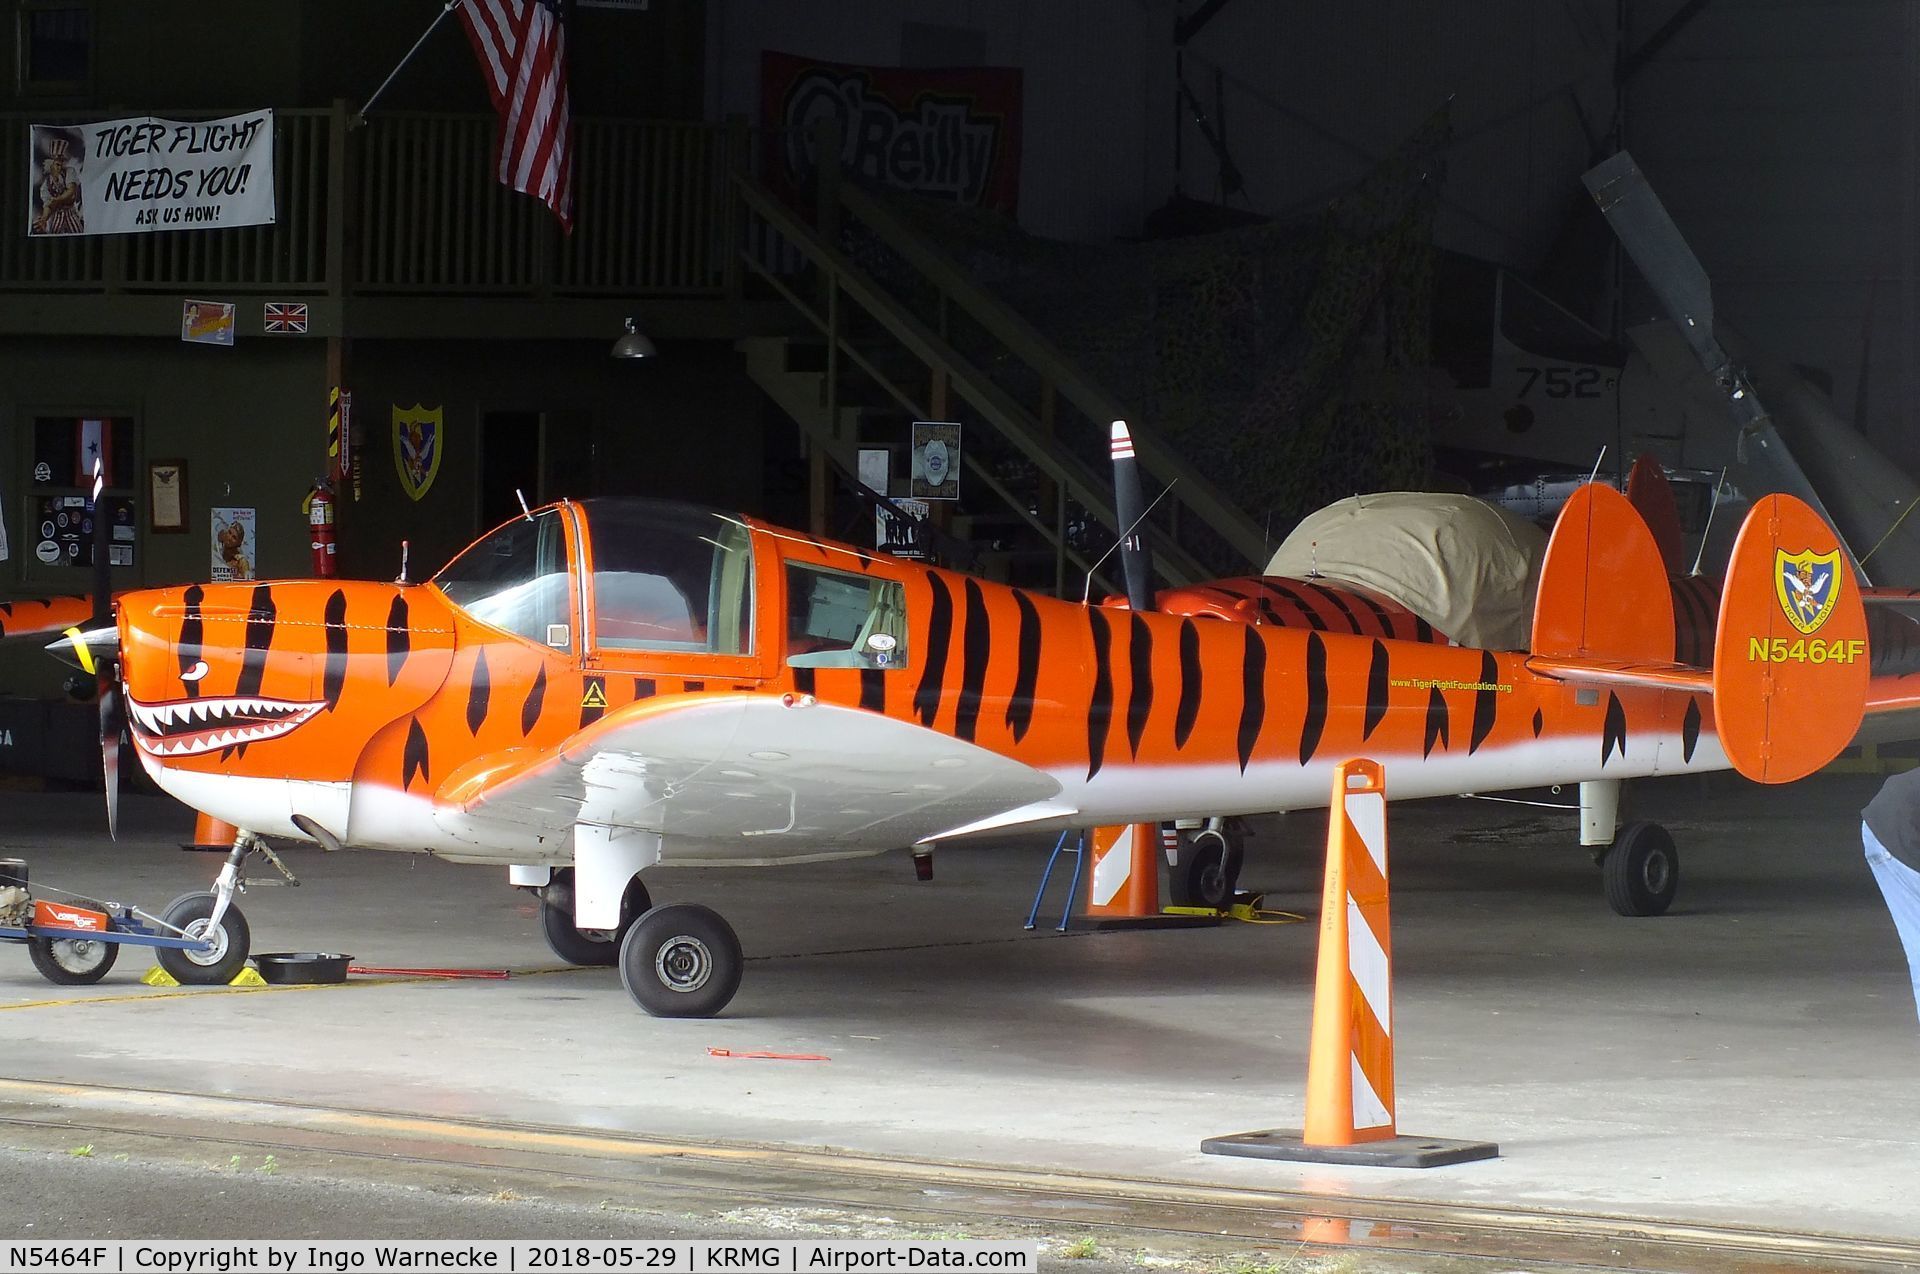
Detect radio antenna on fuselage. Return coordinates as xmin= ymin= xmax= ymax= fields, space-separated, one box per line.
xmin=1690 ymin=467 xmax=1729 ymax=578
xmin=516 ymin=488 xmax=533 ymax=521
xmin=1081 ymin=477 xmax=1178 ymax=607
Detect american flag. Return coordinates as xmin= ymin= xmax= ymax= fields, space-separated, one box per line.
xmin=457 ymin=0 xmax=574 ymax=232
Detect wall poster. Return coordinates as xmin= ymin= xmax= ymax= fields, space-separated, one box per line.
xmin=211 ymin=506 xmax=256 ymax=581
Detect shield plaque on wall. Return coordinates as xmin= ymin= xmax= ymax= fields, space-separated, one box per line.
xmin=392 ymin=404 xmax=444 ymax=502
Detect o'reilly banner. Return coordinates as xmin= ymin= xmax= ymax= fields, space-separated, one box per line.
xmin=27 ymin=110 xmax=276 ymax=238
xmin=761 ymin=51 xmax=1022 ymax=215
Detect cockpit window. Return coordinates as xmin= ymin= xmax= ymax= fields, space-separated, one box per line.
xmin=580 ymin=502 xmax=753 ymax=655
xmin=434 ymin=508 xmax=573 ymax=647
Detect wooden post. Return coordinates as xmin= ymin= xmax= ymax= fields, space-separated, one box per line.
xmin=722 ymin=115 xmax=749 ymax=304
xmin=326 ymin=99 xmax=350 ymax=302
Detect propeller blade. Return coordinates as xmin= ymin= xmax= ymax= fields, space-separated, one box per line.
xmin=1586 ymin=151 xmax=1859 ymax=570
xmin=99 ymin=682 xmax=122 ymax=841
xmin=1582 ymin=152 xmax=1728 ymax=381
xmin=90 ymin=456 xmax=111 ymax=630
xmin=1109 ymin=421 xmax=1155 ymax=613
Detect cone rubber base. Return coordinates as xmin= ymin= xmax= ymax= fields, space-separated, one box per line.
xmin=1067 ymin=911 xmax=1222 ymax=931
xmin=1201 ymin=1128 xmax=1498 ymax=1168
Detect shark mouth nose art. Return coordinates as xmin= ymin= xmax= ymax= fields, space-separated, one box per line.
xmin=128 ymin=696 xmax=324 ymax=757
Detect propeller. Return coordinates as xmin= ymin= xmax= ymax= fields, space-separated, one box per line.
xmin=1581 ymin=150 xmax=1919 ymax=581
xmin=46 ymin=456 xmax=123 ymax=837
xmin=1109 ymin=421 xmax=1156 ymax=613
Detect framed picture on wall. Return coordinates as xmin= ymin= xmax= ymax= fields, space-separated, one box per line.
xmin=148 ymin=459 xmax=187 ymax=532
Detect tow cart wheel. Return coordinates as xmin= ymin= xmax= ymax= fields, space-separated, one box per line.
xmin=1603 ymin=821 xmax=1679 ymax=918
xmin=1183 ymin=830 xmax=1245 ymax=911
xmin=539 ymin=869 xmax=652 ymax=966
xmin=618 ymin=904 xmax=742 ymax=1018
xmin=155 ymin=892 xmax=252 ymax=985
xmin=26 ymin=898 xmax=119 ymax=985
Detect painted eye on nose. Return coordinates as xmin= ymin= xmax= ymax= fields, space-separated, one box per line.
xmin=181 ymin=660 xmax=210 ymax=683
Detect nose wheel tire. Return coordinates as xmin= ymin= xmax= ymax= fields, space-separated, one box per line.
xmin=155 ymin=891 xmax=252 ymax=985
xmin=26 ymin=898 xmax=119 ymax=985
xmin=618 ymin=903 xmax=743 ymax=1018
xmin=538 ymin=869 xmax=652 ymax=966
xmin=1602 ymin=821 xmax=1679 ymax=917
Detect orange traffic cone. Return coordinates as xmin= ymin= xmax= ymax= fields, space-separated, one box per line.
xmin=182 ymin=810 xmax=238 ymax=853
xmin=1201 ymin=759 xmax=1498 ymax=1167
xmin=1076 ymin=823 xmax=1216 ymax=929
xmin=1085 ymin=823 xmax=1159 ymax=917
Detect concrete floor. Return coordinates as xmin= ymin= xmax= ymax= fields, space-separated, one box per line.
xmin=2 ymin=775 xmax=1918 ymax=1263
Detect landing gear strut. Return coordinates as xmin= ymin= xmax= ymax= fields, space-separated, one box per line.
xmin=155 ymin=829 xmax=282 ymax=984
xmin=1173 ymin=821 xmax=1244 ymax=911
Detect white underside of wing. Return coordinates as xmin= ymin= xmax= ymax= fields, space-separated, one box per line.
xmin=446 ymin=694 xmax=1063 ymax=859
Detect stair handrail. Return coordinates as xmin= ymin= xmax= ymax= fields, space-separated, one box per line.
xmin=836 ymin=183 xmax=1271 ymax=571
xmin=733 ymin=173 xmax=1207 ymax=587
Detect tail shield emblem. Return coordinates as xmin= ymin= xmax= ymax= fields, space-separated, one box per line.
xmin=392 ymin=405 xmax=444 ymax=502
xmin=1774 ymin=547 xmax=1841 ymax=635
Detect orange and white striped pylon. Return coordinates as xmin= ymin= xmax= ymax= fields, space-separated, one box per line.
xmin=1304 ymin=758 xmax=1395 ymax=1145
xmin=1200 ymin=758 xmax=1496 ymax=1167
xmin=1083 ymin=822 xmax=1161 ymax=918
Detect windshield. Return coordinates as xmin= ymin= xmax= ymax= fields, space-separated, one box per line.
xmin=580 ymin=501 xmax=753 ymax=655
xmin=434 ymin=508 xmax=573 ymax=647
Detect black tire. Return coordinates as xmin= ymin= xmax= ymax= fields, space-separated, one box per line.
xmin=539 ymin=869 xmax=652 ymax=966
xmin=1183 ymin=831 xmax=1245 ymax=911
xmin=155 ymin=892 xmax=252 ymax=985
xmin=618 ymin=903 xmax=743 ymax=1018
xmin=26 ymin=898 xmax=119 ymax=985
xmin=1603 ymin=821 xmax=1679 ymax=917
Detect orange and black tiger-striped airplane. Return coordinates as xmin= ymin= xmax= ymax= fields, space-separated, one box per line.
xmin=31 ymin=474 xmax=1918 ymax=1017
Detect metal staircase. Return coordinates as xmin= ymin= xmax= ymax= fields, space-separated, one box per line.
xmin=731 ymin=143 xmax=1269 ymax=596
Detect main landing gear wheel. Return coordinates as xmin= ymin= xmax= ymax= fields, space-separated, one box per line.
xmin=1603 ymin=821 xmax=1679 ymax=917
xmin=539 ymin=869 xmax=652 ymax=967
xmin=155 ymin=891 xmax=252 ymax=985
xmin=26 ymin=898 xmax=119 ymax=985
xmin=618 ymin=904 xmax=743 ymax=1018
xmin=1183 ymin=829 xmax=1245 ymax=911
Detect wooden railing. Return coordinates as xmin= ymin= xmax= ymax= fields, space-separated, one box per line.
xmin=0 ymin=105 xmax=743 ymax=298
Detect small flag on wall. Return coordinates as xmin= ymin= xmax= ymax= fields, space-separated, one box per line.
xmin=265 ymin=302 xmax=309 ymax=334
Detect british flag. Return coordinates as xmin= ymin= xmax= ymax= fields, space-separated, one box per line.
xmin=264 ymin=302 xmax=308 ymax=334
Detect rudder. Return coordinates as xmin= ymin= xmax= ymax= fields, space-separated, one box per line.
xmin=1531 ymin=483 xmax=1676 ymax=662
xmin=1713 ymin=494 xmax=1868 ymax=783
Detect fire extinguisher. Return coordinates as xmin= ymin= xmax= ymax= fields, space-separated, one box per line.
xmin=308 ymin=478 xmax=336 ymax=578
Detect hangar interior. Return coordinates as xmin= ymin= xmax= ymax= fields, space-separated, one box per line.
xmin=3 ymin=0 xmax=1919 ymax=1266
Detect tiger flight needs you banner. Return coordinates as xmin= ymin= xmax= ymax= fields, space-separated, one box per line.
xmin=27 ymin=110 xmax=275 ymax=238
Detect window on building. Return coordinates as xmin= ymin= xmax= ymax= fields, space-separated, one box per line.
xmin=785 ymin=564 xmax=907 ymax=669
xmin=19 ymin=3 xmax=92 ymax=97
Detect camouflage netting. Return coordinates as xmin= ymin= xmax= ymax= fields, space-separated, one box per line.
xmin=844 ymin=109 xmax=1449 ymax=570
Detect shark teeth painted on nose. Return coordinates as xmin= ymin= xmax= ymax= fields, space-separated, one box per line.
xmin=127 ymin=695 xmax=324 ymax=757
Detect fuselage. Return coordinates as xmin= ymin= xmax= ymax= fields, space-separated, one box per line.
xmin=114 ymin=499 xmax=1728 ymax=865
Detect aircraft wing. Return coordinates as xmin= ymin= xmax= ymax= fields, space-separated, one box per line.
xmin=434 ymin=693 xmax=1064 ymax=860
